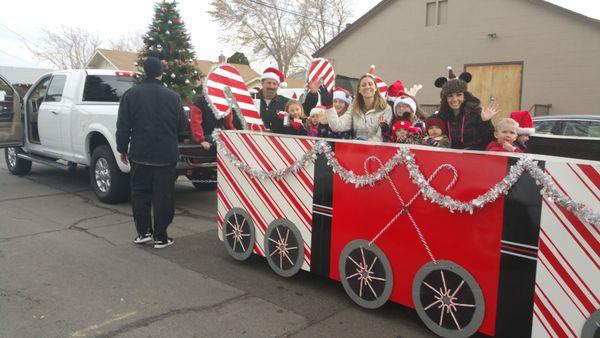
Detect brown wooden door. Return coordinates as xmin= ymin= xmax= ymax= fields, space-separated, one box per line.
xmin=465 ymin=63 xmax=523 ymax=124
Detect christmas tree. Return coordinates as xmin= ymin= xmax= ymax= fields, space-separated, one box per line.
xmin=138 ymin=0 xmax=201 ymax=103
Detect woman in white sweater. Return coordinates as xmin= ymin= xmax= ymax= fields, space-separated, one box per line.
xmin=324 ymin=74 xmax=392 ymax=142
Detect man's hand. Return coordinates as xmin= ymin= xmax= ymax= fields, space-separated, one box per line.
xmin=200 ymin=141 xmax=211 ymax=150
xmin=319 ymin=85 xmax=333 ymax=107
xmin=120 ymin=153 xmax=128 ymax=165
xmin=308 ymin=79 xmax=321 ymax=94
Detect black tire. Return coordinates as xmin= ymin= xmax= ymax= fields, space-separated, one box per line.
xmin=90 ymin=145 xmax=129 ymax=204
xmin=191 ymin=181 xmax=217 ymax=191
xmin=5 ymin=147 xmax=32 ymax=175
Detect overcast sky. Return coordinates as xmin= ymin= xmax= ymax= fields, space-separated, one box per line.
xmin=1 ymin=0 xmax=599 ymax=72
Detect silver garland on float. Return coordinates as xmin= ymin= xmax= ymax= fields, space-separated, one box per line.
xmin=212 ymin=130 xmax=600 ymax=226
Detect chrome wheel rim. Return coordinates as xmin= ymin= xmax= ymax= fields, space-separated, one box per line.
xmin=7 ymin=147 xmax=17 ymax=168
xmin=94 ymin=158 xmax=111 ymax=193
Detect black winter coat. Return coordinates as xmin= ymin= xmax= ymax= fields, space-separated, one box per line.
xmin=116 ymin=78 xmax=188 ymax=164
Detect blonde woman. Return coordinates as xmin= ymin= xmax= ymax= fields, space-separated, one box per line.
xmin=323 ymin=74 xmax=392 ymax=142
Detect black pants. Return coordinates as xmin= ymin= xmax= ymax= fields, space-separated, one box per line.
xmin=130 ymin=162 xmax=177 ymax=241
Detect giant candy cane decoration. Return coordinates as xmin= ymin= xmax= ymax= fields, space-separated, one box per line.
xmin=204 ymin=64 xmax=264 ymax=131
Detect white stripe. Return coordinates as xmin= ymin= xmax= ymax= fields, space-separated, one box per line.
xmin=533 ymin=305 xmax=558 ymax=338
xmin=500 ymin=250 xmax=537 ymax=261
xmin=313 ymin=203 xmax=332 ymax=210
xmin=539 ymin=225 xmax=600 ymax=308
xmin=501 ymin=239 xmax=539 ymax=250
xmin=546 ymin=162 xmax=600 ymax=215
xmin=537 ymin=250 xmax=590 ymax=318
xmin=312 ymin=210 xmax=332 ymax=218
xmin=212 ymin=66 xmax=245 ymax=83
xmin=309 ymin=59 xmax=326 ymax=80
xmin=542 ymin=199 xmax=600 ymax=274
xmin=240 ymin=116 xmax=263 ymax=126
xmin=209 ymin=95 xmax=259 ymax=112
xmin=535 ymin=284 xmax=577 ymax=336
xmin=206 ymin=79 xmax=251 ymax=96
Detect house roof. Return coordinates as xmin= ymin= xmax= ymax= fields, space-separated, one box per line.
xmin=87 ymin=49 xmax=260 ymax=84
xmin=0 ymin=66 xmax=54 ymax=85
xmin=313 ymin=0 xmax=600 ymax=57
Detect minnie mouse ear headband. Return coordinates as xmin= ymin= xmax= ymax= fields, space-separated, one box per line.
xmin=435 ymin=66 xmax=472 ymax=97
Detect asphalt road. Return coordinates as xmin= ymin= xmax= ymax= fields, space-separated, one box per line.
xmin=0 ymin=155 xmax=439 ymax=338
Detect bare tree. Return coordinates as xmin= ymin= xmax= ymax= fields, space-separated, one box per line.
xmin=301 ymin=0 xmax=351 ymax=60
xmin=108 ymin=30 xmax=144 ymax=52
xmin=209 ymin=0 xmax=309 ymax=77
xmin=29 ymin=26 xmax=101 ymax=70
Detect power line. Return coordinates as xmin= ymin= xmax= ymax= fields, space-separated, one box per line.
xmin=0 ymin=49 xmax=38 ymax=67
xmin=245 ymin=0 xmax=342 ymax=28
xmin=0 ymin=22 xmax=36 ymax=47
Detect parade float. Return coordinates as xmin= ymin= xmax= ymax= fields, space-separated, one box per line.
xmin=204 ymin=61 xmax=600 ymax=338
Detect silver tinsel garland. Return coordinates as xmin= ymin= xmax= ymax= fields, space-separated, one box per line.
xmin=212 ymin=130 xmax=600 ymax=226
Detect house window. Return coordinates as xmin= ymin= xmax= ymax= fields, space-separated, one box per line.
xmin=426 ymin=0 xmax=448 ymax=26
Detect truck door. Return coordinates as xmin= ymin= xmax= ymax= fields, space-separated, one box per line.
xmin=0 ymin=74 xmax=23 ymax=148
xmin=38 ymin=74 xmax=68 ymax=155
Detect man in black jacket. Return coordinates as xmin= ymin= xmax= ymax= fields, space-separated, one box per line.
xmin=258 ymin=67 xmax=319 ymax=133
xmin=116 ymin=57 xmax=188 ymax=249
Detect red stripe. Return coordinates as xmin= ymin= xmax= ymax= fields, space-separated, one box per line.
xmin=578 ymin=164 xmax=600 ymax=188
xmin=568 ymin=163 xmax=600 ymax=202
xmin=536 ymin=284 xmax=577 ymax=337
xmin=218 ymin=164 xmax=265 ymax=257
xmin=533 ymin=294 xmax=568 ymax=338
xmin=537 ymin=250 xmax=588 ymax=318
xmin=539 ymin=235 xmax=597 ymax=313
xmin=291 ymin=139 xmax=315 ymax=192
xmin=267 ymin=137 xmax=313 ymax=224
xmin=208 ymin=71 xmax=247 ymax=90
xmin=311 ymin=60 xmax=329 ymax=83
xmin=237 ymin=134 xmax=312 ymax=238
xmin=238 ymin=134 xmax=313 ymax=254
xmin=544 ymin=199 xmax=599 ymax=269
xmin=541 ymin=228 xmax=599 ymax=304
xmin=533 ymin=308 xmax=555 ymax=337
xmin=500 ymin=243 xmax=538 ymax=256
xmin=308 ymin=59 xmax=320 ymax=74
xmin=271 ymin=137 xmax=314 ymax=195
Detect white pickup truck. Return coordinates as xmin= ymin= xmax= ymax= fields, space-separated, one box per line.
xmin=0 ymin=70 xmax=214 ymax=204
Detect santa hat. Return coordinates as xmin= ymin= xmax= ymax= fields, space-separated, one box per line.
xmin=386 ymin=80 xmax=407 ymax=100
xmin=332 ymin=87 xmax=352 ymax=105
xmin=366 ymin=64 xmax=376 ymax=78
xmin=510 ymin=110 xmax=535 ymax=135
xmin=434 ymin=66 xmax=472 ymax=98
xmin=425 ymin=116 xmax=446 ymax=134
xmin=393 ymin=95 xmax=417 ymax=115
xmin=261 ymin=67 xmax=287 ymax=88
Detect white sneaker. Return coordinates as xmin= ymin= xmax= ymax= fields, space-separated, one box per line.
xmin=134 ymin=233 xmax=153 ymax=244
xmin=154 ymin=238 xmax=174 ymax=249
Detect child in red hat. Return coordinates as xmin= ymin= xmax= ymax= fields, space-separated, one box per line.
xmin=422 ymin=116 xmax=451 ymax=148
xmin=510 ymin=110 xmax=535 ymax=152
xmin=391 ymin=120 xmax=421 ymax=144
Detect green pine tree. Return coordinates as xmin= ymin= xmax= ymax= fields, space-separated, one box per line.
xmin=227 ymin=52 xmax=250 ymax=65
xmin=138 ymin=0 xmax=201 ymax=103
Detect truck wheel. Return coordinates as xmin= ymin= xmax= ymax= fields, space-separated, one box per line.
xmin=192 ymin=181 xmax=217 ymax=191
xmin=5 ymin=147 xmax=32 ymax=175
xmin=90 ymin=145 xmax=129 ymax=204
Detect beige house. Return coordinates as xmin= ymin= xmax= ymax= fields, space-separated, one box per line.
xmin=314 ymin=0 xmax=600 ymax=116
xmin=86 ymin=49 xmax=261 ymax=88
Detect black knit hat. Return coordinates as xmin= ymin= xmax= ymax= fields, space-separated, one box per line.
xmin=435 ymin=67 xmax=472 ymax=97
xmin=144 ymin=57 xmax=163 ymax=78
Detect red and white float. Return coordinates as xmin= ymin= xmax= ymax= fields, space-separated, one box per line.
xmin=214 ymin=130 xmax=599 ymax=338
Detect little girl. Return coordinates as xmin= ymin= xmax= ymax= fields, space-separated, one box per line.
xmin=380 ymin=95 xmax=427 ymax=142
xmin=279 ymin=100 xmax=307 ymax=135
xmin=391 ymin=120 xmax=421 ymax=144
xmin=306 ymin=106 xmax=323 ymax=137
xmin=317 ymin=87 xmax=353 ymax=139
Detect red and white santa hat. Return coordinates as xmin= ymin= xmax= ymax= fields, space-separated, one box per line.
xmin=332 ymin=87 xmax=352 ymax=105
xmin=510 ymin=110 xmax=535 ymax=135
xmin=386 ymin=80 xmax=407 ymax=101
xmin=393 ymin=95 xmax=417 ymax=115
xmin=261 ymin=67 xmax=287 ymax=88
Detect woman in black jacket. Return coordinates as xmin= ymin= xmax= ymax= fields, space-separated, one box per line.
xmin=434 ymin=68 xmax=498 ymax=150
